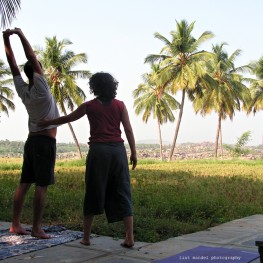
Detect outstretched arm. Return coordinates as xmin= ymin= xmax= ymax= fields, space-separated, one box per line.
xmin=3 ymin=29 xmax=20 ymax=76
xmin=9 ymin=28 xmax=42 ymax=75
xmin=38 ymin=103 xmax=87 ymax=127
xmin=121 ymin=105 xmax=137 ymax=170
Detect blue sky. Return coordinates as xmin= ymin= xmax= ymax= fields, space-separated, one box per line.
xmin=0 ymin=0 xmax=262 ymax=145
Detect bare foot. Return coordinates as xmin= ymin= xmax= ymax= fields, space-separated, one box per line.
xmin=31 ymin=229 xmax=51 ymax=239
xmin=80 ymin=239 xmax=91 ymax=246
xmin=9 ymin=225 xmax=30 ymax=235
xmin=121 ymin=241 xmax=134 ymax=248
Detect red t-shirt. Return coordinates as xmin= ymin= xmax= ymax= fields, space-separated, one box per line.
xmin=86 ymin=98 xmax=125 ymax=144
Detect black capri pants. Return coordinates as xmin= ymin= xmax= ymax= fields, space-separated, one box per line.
xmin=83 ymin=142 xmax=133 ymax=223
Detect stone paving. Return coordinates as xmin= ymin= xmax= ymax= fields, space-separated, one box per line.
xmin=1 ymin=215 xmax=263 ymax=262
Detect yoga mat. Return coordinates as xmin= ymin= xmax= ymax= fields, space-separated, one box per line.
xmin=153 ymin=245 xmax=259 ymax=263
xmin=0 ymin=225 xmax=83 ymax=260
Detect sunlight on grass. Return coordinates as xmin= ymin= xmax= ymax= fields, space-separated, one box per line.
xmin=0 ymin=158 xmax=263 ymax=242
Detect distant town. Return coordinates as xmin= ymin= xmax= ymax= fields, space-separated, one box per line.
xmin=0 ymin=140 xmax=262 ymax=160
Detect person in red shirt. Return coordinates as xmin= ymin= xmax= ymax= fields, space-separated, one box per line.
xmin=39 ymin=72 xmax=137 ymax=248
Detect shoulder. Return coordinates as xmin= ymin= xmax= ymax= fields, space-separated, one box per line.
xmin=113 ymin=99 xmax=125 ymax=111
xmin=85 ymin=99 xmax=98 ymax=111
xmin=86 ymin=98 xmax=97 ymax=105
xmin=13 ymin=74 xmax=24 ymax=83
xmin=13 ymin=75 xmax=29 ymax=100
xmin=33 ymin=73 xmax=50 ymax=92
xmin=13 ymin=75 xmax=27 ymax=88
xmin=33 ymin=72 xmax=46 ymax=82
xmin=113 ymin=98 xmax=124 ymax=105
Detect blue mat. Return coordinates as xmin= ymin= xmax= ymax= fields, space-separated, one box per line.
xmin=153 ymin=245 xmax=259 ymax=263
xmin=0 ymin=226 xmax=83 ymax=260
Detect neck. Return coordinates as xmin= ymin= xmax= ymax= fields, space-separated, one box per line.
xmin=28 ymin=79 xmax=34 ymax=89
xmin=97 ymin=96 xmax=112 ymax=105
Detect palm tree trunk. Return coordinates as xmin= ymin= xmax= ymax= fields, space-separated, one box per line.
xmin=66 ymin=122 xmax=83 ymax=159
xmin=169 ymin=89 xmax=186 ymax=161
xmin=157 ymin=119 xmax=163 ymax=161
xmin=220 ymin=126 xmax=223 ymax=159
xmin=61 ymin=104 xmax=82 ymax=159
xmin=214 ymin=112 xmax=222 ymax=158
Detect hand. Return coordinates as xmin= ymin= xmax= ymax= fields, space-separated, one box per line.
xmin=130 ymin=154 xmax=137 ymax=170
xmin=2 ymin=29 xmax=13 ymax=38
xmin=13 ymin=27 xmax=23 ymax=34
xmin=3 ymin=28 xmax=22 ymax=38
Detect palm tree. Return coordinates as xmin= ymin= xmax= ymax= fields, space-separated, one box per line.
xmin=0 ymin=0 xmax=21 ymax=29
xmin=145 ymin=19 xmax=214 ymax=161
xmin=247 ymin=56 xmax=263 ymax=114
xmin=0 ymin=59 xmax=15 ymax=120
xmin=247 ymin=56 xmax=263 ymax=154
xmin=0 ymin=85 xmax=14 ymax=119
xmin=37 ymin=36 xmax=91 ymax=158
xmin=133 ymin=63 xmax=180 ymax=160
xmin=193 ymin=43 xmax=251 ymax=158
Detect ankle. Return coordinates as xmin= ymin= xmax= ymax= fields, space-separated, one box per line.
xmin=126 ymin=236 xmax=134 ymax=241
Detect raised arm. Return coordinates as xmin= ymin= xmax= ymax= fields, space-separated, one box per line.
xmin=3 ymin=29 xmax=20 ymax=76
xmin=10 ymin=28 xmax=42 ymax=75
xmin=121 ymin=104 xmax=137 ymax=170
xmin=38 ymin=102 xmax=87 ymax=127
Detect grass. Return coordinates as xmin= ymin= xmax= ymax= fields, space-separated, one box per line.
xmin=0 ymin=158 xmax=263 ymax=242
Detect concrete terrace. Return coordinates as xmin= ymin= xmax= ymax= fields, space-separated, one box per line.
xmin=1 ymin=215 xmax=263 ymax=262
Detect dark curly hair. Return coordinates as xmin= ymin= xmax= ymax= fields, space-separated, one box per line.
xmin=89 ymin=72 xmax=118 ymax=99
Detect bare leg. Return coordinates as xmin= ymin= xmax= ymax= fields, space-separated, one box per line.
xmin=121 ymin=216 xmax=134 ymax=248
xmin=80 ymin=214 xmax=94 ymax=246
xmin=31 ymin=185 xmax=51 ymax=239
xmin=10 ymin=183 xmax=31 ymax=235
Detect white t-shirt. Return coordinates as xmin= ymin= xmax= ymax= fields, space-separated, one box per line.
xmin=14 ymin=73 xmax=60 ymax=132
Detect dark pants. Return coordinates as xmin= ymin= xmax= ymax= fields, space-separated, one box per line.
xmin=21 ymin=135 xmax=56 ymax=186
xmin=83 ymin=142 xmax=133 ymax=223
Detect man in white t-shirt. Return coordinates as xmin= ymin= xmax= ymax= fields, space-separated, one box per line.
xmin=3 ymin=28 xmax=59 ymax=239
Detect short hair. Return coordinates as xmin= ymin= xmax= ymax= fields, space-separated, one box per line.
xmin=24 ymin=60 xmax=42 ymax=79
xmin=89 ymin=72 xmax=118 ymax=99
xmin=24 ymin=61 xmax=34 ymax=79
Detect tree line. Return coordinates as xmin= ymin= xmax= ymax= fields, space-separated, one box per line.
xmin=0 ymin=140 xmax=89 ymax=155
xmin=0 ymin=3 xmax=262 ymax=161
